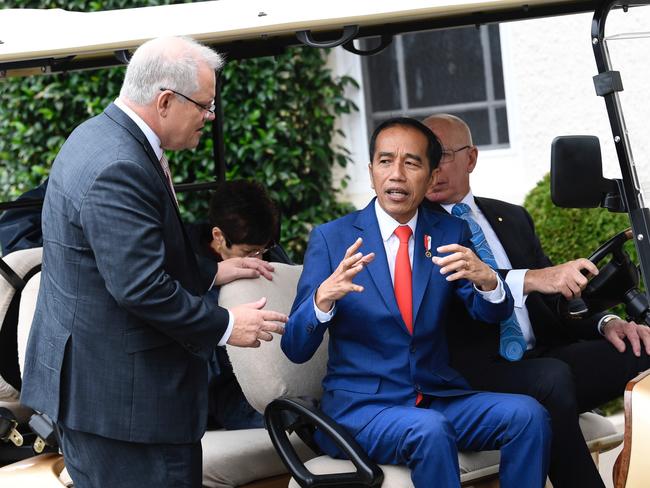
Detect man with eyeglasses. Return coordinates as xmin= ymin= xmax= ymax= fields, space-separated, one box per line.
xmin=423 ymin=113 xmax=650 ymax=488
xmin=21 ymin=36 xmax=287 ymax=488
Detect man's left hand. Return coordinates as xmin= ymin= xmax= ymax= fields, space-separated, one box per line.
xmin=215 ymin=257 xmax=274 ymax=286
xmin=603 ymin=318 xmax=650 ymax=356
xmin=433 ymin=243 xmax=497 ymax=291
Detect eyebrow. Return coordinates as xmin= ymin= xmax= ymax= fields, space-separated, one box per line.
xmin=376 ymin=151 xmax=422 ymax=161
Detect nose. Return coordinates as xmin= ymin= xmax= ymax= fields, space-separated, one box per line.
xmin=205 ymin=110 xmax=216 ymax=121
xmin=389 ymin=160 xmax=407 ymax=180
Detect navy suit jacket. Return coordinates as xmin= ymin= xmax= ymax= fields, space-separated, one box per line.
xmin=281 ymin=200 xmax=513 ymax=438
xmin=21 ymin=103 xmax=229 ymax=444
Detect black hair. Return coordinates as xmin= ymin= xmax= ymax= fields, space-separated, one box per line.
xmin=208 ymin=180 xmax=279 ymax=247
xmin=368 ymin=117 xmax=442 ymax=173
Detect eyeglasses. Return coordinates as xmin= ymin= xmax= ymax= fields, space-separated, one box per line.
xmin=440 ymin=145 xmax=471 ymax=163
xmin=159 ymin=87 xmax=215 ymax=115
xmin=222 ymin=231 xmax=276 ymax=258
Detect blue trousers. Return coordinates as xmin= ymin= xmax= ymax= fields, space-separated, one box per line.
xmin=353 ymin=392 xmax=551 ymax=488
xmin=58 ymin=422 xmax=203 ymax=488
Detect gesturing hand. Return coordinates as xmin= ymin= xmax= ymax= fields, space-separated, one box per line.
xmin=215 ymin=257 xmax=274 ymax=286
xmin=432 ymin=243 xmax=497 ymax=291
xmin=315 ymin=238 xmax=375 ymax=313
xmin=602 ymin=318 xmax=650 ymax=357
xmin=524 ymin=259 xmax=599 ymax=298
xmin=227 ymin=297 xmax=288 ymax=348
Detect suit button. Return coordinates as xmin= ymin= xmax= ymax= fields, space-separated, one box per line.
xmin=410 ymin=345 xmax=417 ymax=353
xmin=415 ymin=384 xmax=421 ymax=391
xmin=307 ymin=325 xmax=314 ymax=333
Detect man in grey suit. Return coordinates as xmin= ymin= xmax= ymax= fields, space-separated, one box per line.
xmin=20 ymin=36 xmax=287 ymax=488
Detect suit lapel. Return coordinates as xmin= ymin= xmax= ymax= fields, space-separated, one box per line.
xmin=354 ymin=202 xmax=406 ymax=332
xmin=412 ymin=208 xmax=440 ymax=323
xmin=104 ymin=104 xmax=182 ymax=220
xmin=474 ymin=197 xmax=524 ymax=266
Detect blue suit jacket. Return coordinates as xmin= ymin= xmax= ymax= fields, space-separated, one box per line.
xmin=20 ymin=103 xmax=229 ymax=444
xmin=281 ymin=200 xmax=513 ymax=439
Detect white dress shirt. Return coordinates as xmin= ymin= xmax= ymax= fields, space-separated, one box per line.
xmin=441 ymin=192 xmax=536 ymax=348
xmin=113 ymin=99 xmax=234 ymax=345
xmin=315 ymin=200 xmax=505 ymax=322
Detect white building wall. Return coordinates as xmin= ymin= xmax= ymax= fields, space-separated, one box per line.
xmin=329 ymin=10 xmax=650 ymax=209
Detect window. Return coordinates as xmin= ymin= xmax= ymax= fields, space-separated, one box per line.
xmin=362 ymin=24 xmax=509 ymax=148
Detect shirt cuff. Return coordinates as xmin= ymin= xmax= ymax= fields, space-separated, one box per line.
xmin=597 ymin=314 xmax=619 ymax=336
xmin=505 ymin=269 xmax=528 ymax=308
xmin=474 ymin=271 xmax=506 ymax=303
xmin=314 ymin=295 xmax=336 ymax=323
xmin=217 ymin=310 xmax=235 ymax=346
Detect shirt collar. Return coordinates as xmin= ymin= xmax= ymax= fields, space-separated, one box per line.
xmin=374 ymin=199 xmax=418 ymax=242
xmin=440 ymin=191 xmax=477 ymax=215
xmin=114 ymin=98 xmax=164 ymax=161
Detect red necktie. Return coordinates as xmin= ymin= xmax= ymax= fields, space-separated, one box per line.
xmin=394 ymin=225 xmax=413 ymax=334
xmin=394 ymin=225 xmax=422 ymax=405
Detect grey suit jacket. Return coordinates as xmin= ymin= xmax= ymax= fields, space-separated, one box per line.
xmin=21 ymin=103 xmax=229 ymax=444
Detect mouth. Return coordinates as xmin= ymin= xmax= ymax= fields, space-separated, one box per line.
xmin=385 ymin=187 xmax=410 ymax=202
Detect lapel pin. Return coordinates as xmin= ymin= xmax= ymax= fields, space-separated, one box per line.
xmin=498 ymin=217 xmax=503 ymax=222
xmin=424 ymin=234 xmax=432 ymax=258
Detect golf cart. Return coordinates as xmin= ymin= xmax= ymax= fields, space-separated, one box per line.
xmin=1 ymin=0 xmax=649 ymax=486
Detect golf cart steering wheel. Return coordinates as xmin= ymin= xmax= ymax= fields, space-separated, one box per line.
xmin=560 ymin=228 xmax=650 ymax=326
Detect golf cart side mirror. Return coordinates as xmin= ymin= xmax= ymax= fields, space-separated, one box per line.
xmin=550 ymin=135 xmax=624 ymax=211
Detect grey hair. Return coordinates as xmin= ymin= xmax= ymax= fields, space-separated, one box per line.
xmin=120 ymin=36 xmax=224 ymax=105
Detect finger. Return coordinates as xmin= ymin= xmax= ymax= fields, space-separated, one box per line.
xmin=251 ymin=339 xmax=261 ymax=348
xmin=242 ymin=258 xmax=275 ymax=280
xmin=341 ymin=252 xmax=366 ymax=270
xmin=575 ymin=258 xmax=599 ymax=276
xmin=639 ymin=327 xmax=650 ymax=355
xmin=261 ymin=310 xmax=289 ymax=323
xmin=436 ymin=244 xmax=469 ymax=255
xmin=626 ymin=327 xmax=642 ymax=357
xmin=432 ymin=251 xmax=465 ymax=267
xmin=343 ymin=238 xmax=363 ymax=259
xmin=342 ymin=262 xmax=369 ymax=280
xmin=233 ymin=268 xmax=262 ymax=280
xmin=439 ymin=261 xmax=469 ymax=276
xmin=261 ymin=321 xmax=286 ymax=334
xmin=258 ymin=331 xmax=274 ymax=342
xmin=444 ymin=270 xmax=466 ymax=282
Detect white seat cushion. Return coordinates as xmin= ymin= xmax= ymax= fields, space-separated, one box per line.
xmin=17 ymin=271 xmax=40 ymax=375
xmin=202 ymin=428 xmax=314 ymax=488
xmin=222 ymin=264 xmax=329 ymax=414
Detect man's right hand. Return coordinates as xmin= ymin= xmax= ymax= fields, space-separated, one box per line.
xmin=227 ymin=297 xmax=288 ymax=348
xmin=315 ymin=237 xmax=375 ymax=313
xmin=524 ymin=258 xmax=599 ymax=298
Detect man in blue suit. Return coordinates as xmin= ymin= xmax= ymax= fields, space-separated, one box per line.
xmin=282 ymin=117 xmax=551 ymax=487
xmin=20 ymin=37 xmax=287 ymax=488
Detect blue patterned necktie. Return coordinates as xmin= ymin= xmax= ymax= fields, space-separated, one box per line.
xmin=451 ymin=203 xmax=526 ymax=361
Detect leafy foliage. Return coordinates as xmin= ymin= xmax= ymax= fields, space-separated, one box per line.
xmin=523 ymin=173 xmax=632 ymax=264
xmin=0 ymin=0 xmax=357 ymax=261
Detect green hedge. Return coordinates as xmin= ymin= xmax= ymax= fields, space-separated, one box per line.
xmin=0 ymin=0 xmax=357 ymax=262
xmin=523 ymin=173 xmax=632 ymax=264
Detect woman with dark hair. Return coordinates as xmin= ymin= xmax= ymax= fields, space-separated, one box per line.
xmin=186 ymin=180 xmax=291 ymax=430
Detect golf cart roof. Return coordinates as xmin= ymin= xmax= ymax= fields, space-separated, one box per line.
xmin=0 ymin=0 xmax=597 ymax=77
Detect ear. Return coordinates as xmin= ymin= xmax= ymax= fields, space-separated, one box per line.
xmin=368 ymin=162 xmax=375 ymax=190
xmin=467 ymin=146 xmax=479 ymax=173
xmin=157 ymin=90 xmax=173 ymax=118
xmin=210 ymin=227 xmax=228 ymax=254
